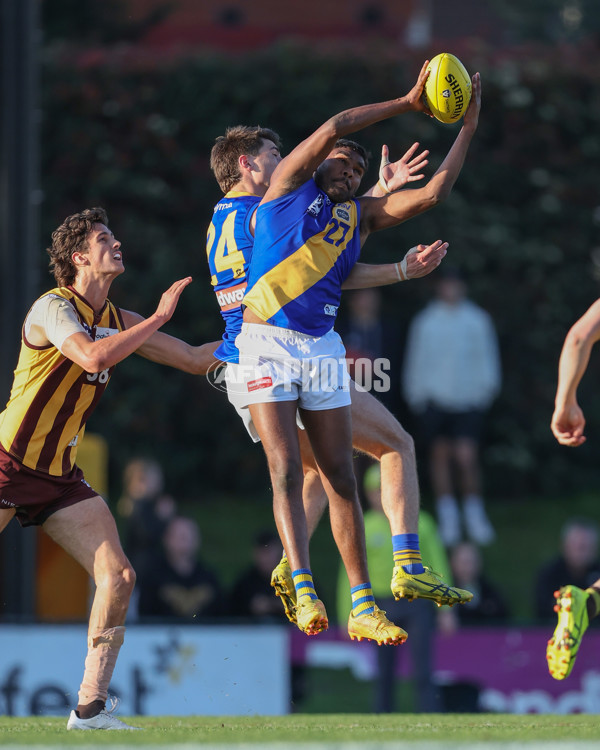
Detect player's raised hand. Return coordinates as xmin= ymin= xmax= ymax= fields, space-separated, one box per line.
xmin=400 ymin=240 xmax=448 ymax=280
xmin=405 ymin=60 xmax=431 ymax=113
xmin=154 ymin=277 xmax=193 ymax=323
xmin=463 ymin=72 xmax=481 ymax=130
xmin=380 ymin=143 xmax=430 ymax=192
xmin=551 ymin=403 xmax=587 ymax=447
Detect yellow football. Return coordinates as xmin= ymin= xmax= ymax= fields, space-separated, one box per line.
xmin=424 ymin=53 xmax=472 ymax=124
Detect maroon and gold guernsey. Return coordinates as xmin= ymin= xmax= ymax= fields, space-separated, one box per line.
xmin=0 ymin=286 xmax=125 ymax=477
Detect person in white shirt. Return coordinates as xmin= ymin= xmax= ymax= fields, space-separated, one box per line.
xmin=402 ymin=266 xmax=501 ymax=547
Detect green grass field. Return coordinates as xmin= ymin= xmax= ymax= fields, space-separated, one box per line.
xmin=1 ymin=714 xmax=600 ymax=746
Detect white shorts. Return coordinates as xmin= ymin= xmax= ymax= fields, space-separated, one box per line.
xmin=232 ymin=322 xmax=351 ymax=416
xmin=225 ymin=363 xmax=305 ymax=443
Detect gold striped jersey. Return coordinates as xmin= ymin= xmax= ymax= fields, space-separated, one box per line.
xmin=243 ymin=178 xmax=362 ymax=336
xmin=0 ymin=286 xmax=124 ymax=476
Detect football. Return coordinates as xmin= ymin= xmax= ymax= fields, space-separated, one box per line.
xmin=424 ymin=53 xmax=472 ymax=124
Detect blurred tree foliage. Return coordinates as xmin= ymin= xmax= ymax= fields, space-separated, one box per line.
xmin=38 ymin=38 xmax=600 ymax=501
xmin=487 ymin=0 xmax=600 ymax=44
xmin=42 ymin=0 xmax=172 ymax=44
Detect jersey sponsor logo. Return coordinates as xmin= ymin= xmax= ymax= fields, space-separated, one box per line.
xmin=324 ymin=304 xmax=338 ymax=317
xmin=0 ymin=498 xmax=16 ymax=508
xmin=335 ymin=207 xmax=350 ymax=221
xmin=247 ymin=376 xmax=273 ymax=392
xmin=94 ymin=327 xmax=119 ymax=340
xmin=68 ymin=435 xmax=78 ymax=447
xmin=306 ymin=194 xmax=325 ymax=217
xmin=216 ymin=281 xmax=247 ymax=311
xmin=214 ymin=202 xmax=233 ymax=212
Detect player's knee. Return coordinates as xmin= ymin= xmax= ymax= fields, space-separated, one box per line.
xmin=270 ymin=459 xmax=304 ymax=497
xmin=374 ymin=427 xmax=415 ymax=461
xmin=100 ymin=562 xmax=136 ymax=603
xmin=122 ymin=562 xmax=136 ymax=593
xmin=325 ymin=467 xmax=357 ymax=500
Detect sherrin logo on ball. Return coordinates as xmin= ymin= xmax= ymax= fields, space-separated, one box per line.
xmin=424 ymin=53 xmax=472 ymax=124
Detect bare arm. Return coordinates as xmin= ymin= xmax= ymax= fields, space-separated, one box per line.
xmin=60 ymin=277 xmax=192 ymax=372
xmin=359 ymin=73 xmax=481 ymax=240
xmin=125 ymin=311 xmax=222 ymax=375
xmin=342 ymin=240 xmax=448 ymax=289
xmin=551 ymin=298 xmax=600 ymax=446
xmin=264 ymin=61 xmax=431 ymax=201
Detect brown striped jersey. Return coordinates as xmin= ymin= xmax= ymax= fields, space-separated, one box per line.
xmin=0 ymin=286 xmax=124 ymax=476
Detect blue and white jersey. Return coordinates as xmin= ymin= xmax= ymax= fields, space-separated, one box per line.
xmin=243 ymin=178 xmax=362 ymax=337
xmin=206 ymin=191 xmax=260 ymax=363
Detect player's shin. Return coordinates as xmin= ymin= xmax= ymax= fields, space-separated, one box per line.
xmin=77 ymin=626 xmax=126 ymax=711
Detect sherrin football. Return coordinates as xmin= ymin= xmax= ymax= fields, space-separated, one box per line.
xmin=424 ymin=53 xmax=472 ymax=124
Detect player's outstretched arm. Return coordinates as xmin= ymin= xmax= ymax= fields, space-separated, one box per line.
xmin=132 ymin=325 xmax=222 ymax=375
xmin=61 ymin=277 xmax=192 ymax=372
xmin=359 ymin=72 xmax=481 ymax=238
xmin=362 ymin=143 xmax=429 ymax=198
xmin=265 ymin=61 xmax=431 ymax=201
xmin=551 ymin=297 xmax=600 ymax=446
xmin=342 ymin=240 xmax=448 ymax=289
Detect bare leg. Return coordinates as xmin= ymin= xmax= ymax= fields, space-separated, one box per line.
xmin=453 ymin=437 xmax=481 ymax=497
xmin=455 ymin=437 xmax=494 ymax=544
xmin=300 ymin=406 xmax=369 ymax=588
xmin=43 ymin=497 xmax=135 ymax=631
xmin=0 ymin=508 xmax=16 ymax=533
xmin=298 ymin=427 xmax=328 ymax=537
xmin=429 ymin=436 xmax=453 ymax=498
xmin=429 ymin=435 xmax=461 ymax=545
xmin=248 ymin=400 xmax=309 ymax=573
xmin=42 ymin=496 xmax=135 ymax=714
xmin=349 ymin=383 xmax=419 ymax=535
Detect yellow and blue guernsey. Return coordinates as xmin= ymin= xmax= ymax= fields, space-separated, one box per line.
xmin=243 ymin=179 xmax=362 ymax=336
xmin=206 ymin=191 xmax=260 ymax=363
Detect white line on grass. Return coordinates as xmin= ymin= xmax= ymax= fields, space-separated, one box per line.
xmin=2 ymin=743 xmax=598 ymax=750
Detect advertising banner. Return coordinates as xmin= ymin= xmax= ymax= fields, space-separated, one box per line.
xmin=290 ymin=626 xmax=600 ymax=714
xmin=0 ymin=624 xmax=289 ymax=716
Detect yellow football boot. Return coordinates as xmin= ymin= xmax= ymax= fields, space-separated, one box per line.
xmin=391 ymin=565 xmax=473 ymax=607
xmin=270 ymin=555 xmax=297 ymax=624
xmin=296 ymin=597 xmax=328 ymax=636
xmin=547 ymin=585 xmax=589 ymax=680
xmin=348 ymin=605 xmax=407 ymax=646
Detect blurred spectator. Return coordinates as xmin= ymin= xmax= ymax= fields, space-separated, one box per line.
xmin=137 ymin=516 xmax=223 ymax=621
xmin=338 ymin=288 xmax=401 ymax=498
xmin=229 ymin=529 xmax=287 ymax=621
xmin=228 ymin=529 xmax=307 ymax=710
xmin=402 ymin=267 xmax=501 ymax=547
xmin=117 ymin=457 xmax=176 ymax=574
xmin=449 ymin=541 xmax=509 ymax=624
xmin=337 ymin=463 xmax=457 ymax=713
xmin=339 ymin=288 xmax=400 ymax=401
xmin=534 ymin=517 xmax=600 ymax=622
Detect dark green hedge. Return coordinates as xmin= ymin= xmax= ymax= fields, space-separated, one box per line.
xmin=39 ymin=42 xmax=600 ymax=500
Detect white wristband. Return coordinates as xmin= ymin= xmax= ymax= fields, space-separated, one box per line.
xmin=378 ymin=177 xmax=391 ymax=195
xmin=398 ymin=246 xmax=419 ymax=281
xmin=395 ymin=262 xmax=406 ymax=281
xmin=379 ymin=152 xmax=391 ymax=195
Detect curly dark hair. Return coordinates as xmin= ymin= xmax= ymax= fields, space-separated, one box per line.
xmin=47 ymin=207 xmax=108 ymax=287
xmin=334 ymin=138 xmax=370 ymax=171
xmin=210 ymin=125 xmax=282 ymax=194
